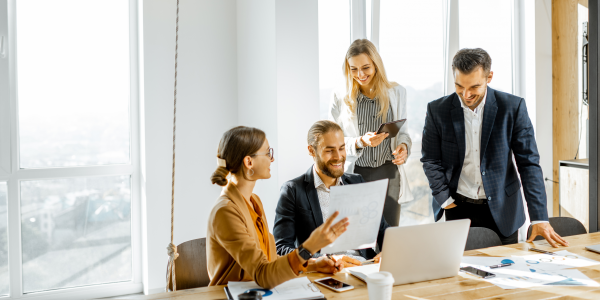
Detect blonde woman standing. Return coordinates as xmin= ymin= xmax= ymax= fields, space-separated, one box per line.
xmin=329 ymin=39 xmax=413 ymax=227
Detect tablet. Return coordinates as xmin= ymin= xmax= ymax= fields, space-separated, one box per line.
xmin=376 ymin=119 xmax=406 ymax=139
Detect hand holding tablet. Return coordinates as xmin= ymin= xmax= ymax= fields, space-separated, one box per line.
xmin=376 ymin=119 xmax=407 ymax=139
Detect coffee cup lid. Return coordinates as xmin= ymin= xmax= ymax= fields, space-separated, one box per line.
xmin=366 ymin=271 xmax=395 ymax=285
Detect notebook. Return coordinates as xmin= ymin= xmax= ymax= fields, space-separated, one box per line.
xmin=226 ymin=277 xmax=324 ymax=300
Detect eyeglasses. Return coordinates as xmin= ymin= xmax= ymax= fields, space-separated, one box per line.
xmin=251 ymin=148 xmax=274 ymax=160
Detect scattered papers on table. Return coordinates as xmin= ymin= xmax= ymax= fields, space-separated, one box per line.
xmin=461 ymin=254 xmax=600 ymax=290
xmin=323 ymin=179 xmax=388 ymax=254
xmin=227 ymin=277 xmax=324 ymax=300
xmin=514 ymin=250 xmax=600 ymax=272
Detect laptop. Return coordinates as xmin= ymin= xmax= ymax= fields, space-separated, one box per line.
xmin=349 ymin=219 xmax=471 ymax=285
xmin=585 ymin=244 xmax=600 ymax=254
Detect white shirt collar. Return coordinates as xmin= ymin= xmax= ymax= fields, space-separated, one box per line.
xmin=313 ymin=165 xmax=343 ymax=189
xmin=459 ymin=88 xmax=488 ymax=114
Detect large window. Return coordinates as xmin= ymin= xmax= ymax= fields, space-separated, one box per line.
xmin=379 ymin=0 xmax=445 ymax=225
xmin=0 ymin=0 xmax=140 ymax=298
xmin=317 ymin=0 xmax=519 ymax=227
xmin=318 ymin=0 xmax=351 ymax=119
xmin=459 ymin=0 xmax=513 ymax=93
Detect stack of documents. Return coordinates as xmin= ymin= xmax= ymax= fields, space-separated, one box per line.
xmin=461 ymin=251 xmax=600 ymax=289
xmin=226 ymin=277 xmax=324 ymax=300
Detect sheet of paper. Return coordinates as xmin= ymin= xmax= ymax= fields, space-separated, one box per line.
xmin=460 ymin=255 xmax=600 ymax=289
xmin=461 ymin=256 xmax=528 ymax=271
xmin=513 ymin=250 xmax=600 ymax=272
xmin=322 ymin=179 xmax=388 ymax=254
xmin=346 ymin=263 xmax=381 ymax=282
xmin=227 ymin=277 xmax=324 ymax=300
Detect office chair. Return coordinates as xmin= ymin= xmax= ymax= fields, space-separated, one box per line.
xmin=527 ymin=217 xmax=587 ymax=241
xmin=166 ymin=238 xmax=210 ymax=291
xmin=465 ymin=227 xmax=503 ymax=251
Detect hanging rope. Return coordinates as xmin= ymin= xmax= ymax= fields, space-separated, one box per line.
xmin=166 ymin=0 xmax=180 ymax=293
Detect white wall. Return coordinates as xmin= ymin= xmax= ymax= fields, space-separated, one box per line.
xmin=141 ymin=0 xmax=321 ymax=293
xmin=236 ymin=0 xmax=280 ymax=229
xmin=141 ymin=0 xmax=238 ymax=293
xmin=535 ymin=0 xmax=553 ymax=218
xmin=275 ymin=0 xmax=321 ymax=188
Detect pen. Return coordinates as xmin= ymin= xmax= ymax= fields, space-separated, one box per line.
xmin=528 ymin=247 xmax=557 ymax=255
xmin=489 ymin=263 xmax=514 ymax=269
xmin=326 ymin=254 xmax=340 ymax=271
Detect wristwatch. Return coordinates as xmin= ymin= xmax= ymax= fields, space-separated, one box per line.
xmin=297 ymin=244 xmax=314 ymax=260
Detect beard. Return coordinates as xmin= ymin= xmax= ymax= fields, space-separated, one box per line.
xmin=315 ymin=153 xmax=345 ymax=179
xmin=459 ymin=86 xmax=486 ymax=109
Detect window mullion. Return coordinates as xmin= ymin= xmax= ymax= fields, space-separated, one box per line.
xmin=128 ymin=0 xmax=143 ymax=286
xmin=512 ymin=0 xmax=526 ymax=98
xmin=444 ymin=0 xmax=459 ymax=95
xmin=7 ymin=0 xmax=23 ymax=297
xmin=7 ymin=177 xmax=22 ymax=298
xmin=370 ymin=0 xmax=381 ymax=50
xmin=0 ymin=0 xmax=10 ymax=177
xmin=350 ymin=0 xmax=367 ymax=41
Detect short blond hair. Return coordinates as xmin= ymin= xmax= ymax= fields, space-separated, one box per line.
xmin=307 ymin=120 xmax=343 ymax=150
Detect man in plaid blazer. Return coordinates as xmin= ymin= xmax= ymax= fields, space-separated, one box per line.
xmin=421 ymin=48 xmax=568 ymax=247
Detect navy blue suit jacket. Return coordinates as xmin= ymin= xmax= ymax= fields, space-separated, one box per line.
xmin=273 ymin=166 xmax=389 ymax=259
xmin=421 ymin=87 xmax=548 ymax=236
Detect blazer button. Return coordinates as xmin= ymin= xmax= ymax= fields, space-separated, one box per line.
xmin=482 ymin=171 xmax=486 ymax=175
xmin=488 ymin=196 xmax=492 ymax=201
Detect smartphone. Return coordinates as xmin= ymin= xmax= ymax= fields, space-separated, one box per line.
xmin=460 ymin=266 xmax=496 ymax=279
xmin=313 ymin=277 xmax=354 ymax=292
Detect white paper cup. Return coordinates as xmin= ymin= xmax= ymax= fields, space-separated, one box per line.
xmin=366 ymin=271 xmax=394 ymax=300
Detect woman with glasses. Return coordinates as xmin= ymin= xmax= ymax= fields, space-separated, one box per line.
xmin=207 ymin=126 xmax=349 ymax=288
xmin=329 ymin=39 xmax=413 ymax=227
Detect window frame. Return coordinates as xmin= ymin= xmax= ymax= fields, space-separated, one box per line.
xmin=1 ymin=0 xmax=143 ymax=299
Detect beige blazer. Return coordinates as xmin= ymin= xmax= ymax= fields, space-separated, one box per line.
xmin=207 ymin=182 xmax=297 ymax=289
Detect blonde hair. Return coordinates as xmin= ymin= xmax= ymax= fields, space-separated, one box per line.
xmin=342 ymin=39 xmax=397 ymax=122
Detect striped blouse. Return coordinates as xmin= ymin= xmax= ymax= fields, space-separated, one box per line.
xmin=355 ymin=92 xmax=394 ymax=168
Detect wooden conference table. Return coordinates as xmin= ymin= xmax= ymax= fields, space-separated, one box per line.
xmin=122 ymin=233 xmax=600 ymax=300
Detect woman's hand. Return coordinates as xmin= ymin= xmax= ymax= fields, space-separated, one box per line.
xmin=333 ymin=255 xmax=362 ymax=268
xmin=302 ymin=211 xmax=349 ymax=254
xmin=309 ymin=256 xmax=345 ymax=274
xmin=373 ymin=253 xmax=382 ymax=263
xmin=392 ymin=143 xmax=408 ymax=165
xmin=361 ymin=132 xmax=389 ymax=148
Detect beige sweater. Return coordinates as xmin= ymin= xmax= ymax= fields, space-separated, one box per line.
xmin=206 ymin=182 xmax=298 ymax=288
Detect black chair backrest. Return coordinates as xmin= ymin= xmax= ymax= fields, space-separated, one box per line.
xmin=465 ymin=227 xmax=503 ymax=251
xmin=527 ymin=217 xmax=587 ymax=241
xmin=167 ymin=238 xmax=210 ymax=291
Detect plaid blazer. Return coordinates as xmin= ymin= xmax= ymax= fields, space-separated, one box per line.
xmin=421 ymin=87 xmax=548 ymax=236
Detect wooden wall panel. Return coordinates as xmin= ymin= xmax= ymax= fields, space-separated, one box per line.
xmin=552 ymin=0 xmax=579 ymax=216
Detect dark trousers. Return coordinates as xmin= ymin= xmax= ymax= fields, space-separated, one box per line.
xmin=354 ymin=161 xmax=401 ymax=226
xmin=445 ymin=200 xmax=518 ymax=245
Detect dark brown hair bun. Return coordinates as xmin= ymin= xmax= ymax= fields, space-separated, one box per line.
xmin=211 ymin=126 xmax=266 ymax=186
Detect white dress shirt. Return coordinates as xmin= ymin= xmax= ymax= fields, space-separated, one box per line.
xmin=313 ymin=165 xmax=343 ymax=221
xmin=441 ymin=92 xmax=547 ymax=225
